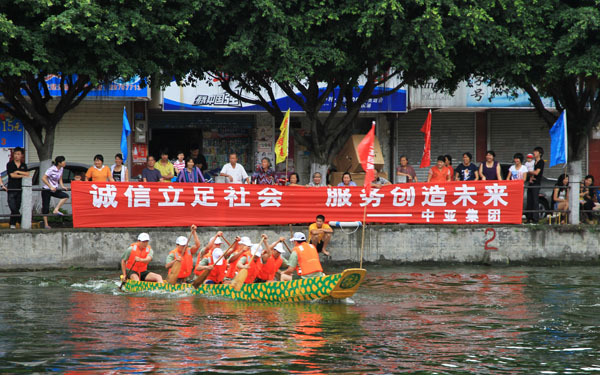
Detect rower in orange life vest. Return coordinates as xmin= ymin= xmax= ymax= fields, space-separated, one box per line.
xmin=255 ymin=236 xmax=291 ymax=283
xmin=237 ymin=240 xmax=269 ymax=284
xmin=120 ymin=232 xmax=164 ymax=283
xmin=193 ymin=235 xmax=239 ymax=282
xmin=197 ymin=231 xmax=225 ymax=260
xmin=165 ymin=225 xmax=201 ymax=283
xmin=223 ymin=236 xmax=253 ymax=284
xmin=283 ymin=232 xmax=325 ymax=279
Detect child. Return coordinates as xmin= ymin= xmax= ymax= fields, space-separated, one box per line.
xmin=524 ymin=153 xmax=535 ymax=173
xmin=173 ymin=151 xmax=185 ymax=175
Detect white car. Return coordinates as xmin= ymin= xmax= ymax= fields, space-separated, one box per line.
xmin=0 ymin=162 xmax=89 ymax=218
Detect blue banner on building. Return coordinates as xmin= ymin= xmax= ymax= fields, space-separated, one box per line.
xmin=43 ymin=76 xmax=149 ymax=100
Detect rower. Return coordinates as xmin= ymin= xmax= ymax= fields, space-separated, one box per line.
xmin=223 ymin=236 xmax=253 ymax=284
xmin=165 ymin=225 xmax=201 ymax=283
xmin=194 ymin=247 xmax=229 ymax=284
xmin=237 ymin=240 xmax=267 ymax=284
xmin=255 ymin=236 xmax=291 ymax=283
xmin=121 ymin=233 xmax=164 ymax=283
xmin=283 ymin=232 xmax=325 ymax=279
xmin=198 ymin=231 xmax=224 ymax=259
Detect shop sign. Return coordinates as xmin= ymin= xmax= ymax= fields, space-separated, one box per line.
xmin=71 ymin=180 xmax=524 ymax=227
xmin=163 ymin=75 xmax=407 ymax=113
xmin=132 ymin=143 xmax=148 ymax=163
xmin=0 ymin=110 xmax=24 ymax=148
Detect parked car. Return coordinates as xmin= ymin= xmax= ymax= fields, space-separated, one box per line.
xmin=0 ymin=162 xmax=89 ymax=218
xmin=499 ymin=163 xmax=556 ymax=219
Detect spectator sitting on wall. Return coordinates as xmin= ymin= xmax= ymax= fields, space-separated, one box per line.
xmin=309 ymin=214 xmax=333 ymax=256
xmin=371 ymin=169 xmax=391 ymax=188
xmin=142 ymin=156 xmax=162 ymax=182
xmin=553 ymin=174 xmax=569 ymax=223
xmin=427 ymin=155 xmax=452 ymax=183
xmin=444 ymin=154 xmax=454 ymax=181
xmin=479 ymin=150 xmax=502 ymax=180
xmin=6 ymin=147 xmax=30 ymax=229
xmin=508 ymin=153 xmax=528 ymax=181
xmin=190 ymin=144 xmax=208 ymax=172
xmin=455 ymin=152 xmax=479 ymax=181
xmin=287 ymin=172 xmax=301 ymax=186
xmin=307 ymin=172 xmax=327 ymax=187
xmin=177 ymin=157 xmax=205 ymax=183
xmin=337 ymin=172 xmax=357 ymax=187
xmin=526 ymin=146 xmax=545 ymax=224
xmin=155 ymin=149 xmax=175 ymax=182
xmin=41 ymin=156 xmax=69 ymax=229
xmin=252 ymin=157 xmax=276 ymax=184
xmin=396 ymin=155 xmax=417 ymax=183
xmin=85 ymin=154 xmax=114 ymax=182
xmin=173 ymin=151 xmax=185 ymax=175
xmin=220 ymin=153 xmax=250 ymax=183
xmin=111 ymin=153 xmax=129 ymax=182
xmin=580 ymin=174 xmax=597 ymax=224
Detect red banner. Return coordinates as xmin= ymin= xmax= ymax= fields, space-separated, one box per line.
xmin=71 ymin=180 xmax=524 ymax=228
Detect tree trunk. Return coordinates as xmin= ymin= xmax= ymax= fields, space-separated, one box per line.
xmin=35 ymin=125 xmax=56 ymax=176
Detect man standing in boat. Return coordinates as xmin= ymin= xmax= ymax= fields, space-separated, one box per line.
xmin=165 ymin=225 xmax=201 ymax=283
xmin=121 ymin=233 xmax=164 ymax=283
xmin=283 ymin=232 xmax=325 ymax=279
xmin=255 ymin=236 xmax=291 ymax=283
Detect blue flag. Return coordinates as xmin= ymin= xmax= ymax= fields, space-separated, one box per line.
xmin=549 ymin=110 xmax=568 ymax=168
xmin=121 ymin=107 xmax=131 ymax=162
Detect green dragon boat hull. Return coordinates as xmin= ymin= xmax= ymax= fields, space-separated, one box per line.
xmin=121 ymin=268 xmax=366 ymax=302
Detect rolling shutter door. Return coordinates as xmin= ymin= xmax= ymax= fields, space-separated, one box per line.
xmin=27 ymin=101 xmax=126 ymax=164
xmin=489 ymin=111 xmax=587 ymax=178
xmin=396 ymin=110 xmax=475 ymax=182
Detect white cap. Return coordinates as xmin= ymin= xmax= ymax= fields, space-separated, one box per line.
xmin=214 ymin=236 xmax=223 ymax=245
xmin=239 ymin=236 xmax=252 ymax=246
xmin=250 ymin=243 xmax=263 ymax=257
xmin=290 ymin=232 xmax=306 ymax=242
xmin=212 ymin=247 xmax=224 ymax=265
xmin=274 ymin=243 xmax=286 ymax=254
xmin=175 ymin=236 xmax=188 ymax=246
xmin=138 ymin=233 xmax=150 ymax=242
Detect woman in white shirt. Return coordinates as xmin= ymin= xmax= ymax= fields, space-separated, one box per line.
xmin=553 ymin=174 xmax=569 ymax=222
xmin=508 ymin=153 xmax=528 ymax=180
xmin=111 ymin=153 xmax=129 ymax=182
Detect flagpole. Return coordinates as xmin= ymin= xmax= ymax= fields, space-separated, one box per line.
xmin=360 ymin=205 xmax=367 ymax=269
xmin=285 ymin=113 xmax=289 ymax=183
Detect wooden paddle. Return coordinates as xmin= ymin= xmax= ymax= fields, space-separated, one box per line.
xmin=166 ymin=229 xmax=195 ymax=285
xmin=192 ymin=239 xmax=237 ymax=288
xmin=119 ymin=260 xmax=137 ymax=290
xmin=231 ymin=236 xmax=263 ymax=291
xmin=220 ymin=235 xmax=231 ymax=247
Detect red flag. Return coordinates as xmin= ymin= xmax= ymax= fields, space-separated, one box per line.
xmin=357 ymin=122 xmax=376 ymax=196
xmin=419 ymin=110 xmax=432 ymax=168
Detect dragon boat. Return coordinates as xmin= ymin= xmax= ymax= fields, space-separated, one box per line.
xmin=120 ymin=268 xmax=366 ymax=303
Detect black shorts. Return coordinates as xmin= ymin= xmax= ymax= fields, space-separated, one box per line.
xmin=41 ymin=189 xmax=69 ymax=214
xmin=254 ymin=278 xmax=268 ymax=283
xmin=316 ymin=241 xmax=324 ymax=253
xmin=128 ymin=270 xmax=150 ymax=281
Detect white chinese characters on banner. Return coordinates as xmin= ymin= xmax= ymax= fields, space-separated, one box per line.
xmin=191 ymin=186 xmax=218 ymax=207
xmin=124 ymin=185 xmax=151 ymax=208
xmin=90 ymin=184 xmax=118 ymax=208
xmin=224 ymin=186 xmax=250 ymax=207
xmin=257 ymin=187 xmax=283 ymax=207
xmin=326 ymin=188 xmax=352 ymax=207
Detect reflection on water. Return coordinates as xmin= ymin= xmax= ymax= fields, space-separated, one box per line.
xmin=1 ymin=267 xmax=600 ymax=373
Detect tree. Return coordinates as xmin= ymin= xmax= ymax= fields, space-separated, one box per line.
xmin=190 ymin=0 xmax=459 ymax=177
xmin=0 ymin=0 xmax=198 ymax=171
xmin=448 ymin=0 xmax=600 ymax=174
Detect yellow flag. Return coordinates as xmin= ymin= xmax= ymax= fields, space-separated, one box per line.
xmin=275 ymin=109 xmax=290 ymax=164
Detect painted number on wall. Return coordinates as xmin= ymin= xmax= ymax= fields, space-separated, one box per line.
xmin=484 ymin=228 xmax=498 ymax=251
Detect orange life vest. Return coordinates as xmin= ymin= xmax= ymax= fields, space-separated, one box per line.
xmin=206 ymin=255 xmax=228 ymax=284
xmin=257 ymin=255 xmax=283 ymax=281
xmin=294 ymin=242 xmax=323 ymax=276
xmin=194 ymin=248 xmax=212 ymax=276
xmin=168 ymin=247 xmax=193 ymax=279
xmin=225 ymin=250 xmax=250 ymax=279
xmin=244 ymin=256 xmax=263 ymax=284
xmin=125 ymin=243 xmax=151 ymax=273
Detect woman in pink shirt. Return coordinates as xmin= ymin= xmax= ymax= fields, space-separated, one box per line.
xmin=41 ymin=156 xmax=69 ymax=229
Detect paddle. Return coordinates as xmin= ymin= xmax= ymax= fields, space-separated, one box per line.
xmin=192 ymin=238 xmax=237 ymax=288
xmin=231 ymin=236 xmax=263 ymax=291
xmin=119 ymin=260 xmax=137 ymax=290
xmin=166 ymin=228 xmax=195 ymax=285
xmin=220 ymin=235 xmax=231 ymax=247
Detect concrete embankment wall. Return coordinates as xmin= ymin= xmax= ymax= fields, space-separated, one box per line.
xmin=0 ymin=225 xmax=599 ymax=270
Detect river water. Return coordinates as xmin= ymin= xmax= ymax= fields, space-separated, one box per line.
xmin=1 ymin=266 xmax=600 ymax=374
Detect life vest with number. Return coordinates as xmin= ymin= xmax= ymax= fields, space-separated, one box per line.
xmin=126 ymin=243 xmax=151 ymax=273
xmin=225 ymin=250 xmax=250 ymax=279
xmin=294 ymin=242 xmax=323 ymax=276
xmin=244 ymin=256 xmax=263 ymax=284
xmin=206 ymin=255 xmax=228 ymax=284
xmin=168 ymin=247 xmax=193 ymax=279
xmin=257 ymin=255 xmax=283 ymax=281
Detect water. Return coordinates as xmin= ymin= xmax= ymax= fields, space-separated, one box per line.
xmin=1 ymin=266 xmax=600 ymax=374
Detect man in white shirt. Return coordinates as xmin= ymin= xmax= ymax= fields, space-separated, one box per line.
xmin=220 ymin=153 xmax=250 ymax=183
